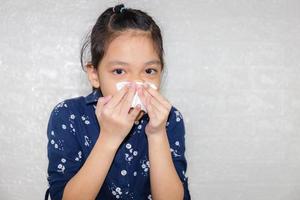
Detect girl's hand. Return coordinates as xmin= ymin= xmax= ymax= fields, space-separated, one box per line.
xmin=95 ymin=83 xmax=141 ymax=149
xmin=137 ymin=83 xmax=172 ymax=136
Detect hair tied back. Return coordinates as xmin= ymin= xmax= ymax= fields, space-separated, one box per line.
xmin=112 ymin=4 xmax=126 ymax=13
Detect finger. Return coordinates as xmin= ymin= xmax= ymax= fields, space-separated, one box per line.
xmin=144 ymin=84 xmax=170 ymax=110
xmin=145 ymin=96 xmax=157 ymax=119
xmin=128 ymin=104 xmax=142 ymax=122
xmin=95 ymin=95 xmax=112 ymax=115
xmin=105 ymin=84 xmax=130 ymax=109
xmin=103 ymin=95 xmax=113 ymax=104
xmin=144 ymin=89 xmax=165 ymax=112
xmin=137 ymin=87 xmax=148 ymax=111
xmin=120 ymin=84 xmax=137 ymax=115
xmin=139 ymin=87 xmax=158 ymax=119
xmin=137 ymin=87 xmax=155 ymax=112
xmin=143 ymin=88 xmax=160 ymax=117
xmin=115 ymin=88 xmax=130 ymax=114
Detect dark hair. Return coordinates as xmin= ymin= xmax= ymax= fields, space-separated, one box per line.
xmin=80 ymin=4 xmax=165 ymax=91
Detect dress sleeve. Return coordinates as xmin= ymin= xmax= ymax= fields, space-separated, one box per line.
xmin=166 ymin=106 xmax=191 ymax=200
xmin=46 ymin=101 xmax=83 ymax=200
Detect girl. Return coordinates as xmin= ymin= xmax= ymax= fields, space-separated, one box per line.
xmin=46 ymin=3 xmax=190 ymax=200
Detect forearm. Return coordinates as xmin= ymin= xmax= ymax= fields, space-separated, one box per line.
xmin=147 ymin=130 xmax=184 ymax=200
xmin=62 ymin=132 xmax=118 ymax=200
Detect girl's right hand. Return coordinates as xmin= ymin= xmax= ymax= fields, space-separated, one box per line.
xmin=95 ymin=83 xmax=142 ymax=149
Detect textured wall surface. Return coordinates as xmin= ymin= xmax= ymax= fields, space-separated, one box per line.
xmin=0 ymin=0 xmax=300 ymax=199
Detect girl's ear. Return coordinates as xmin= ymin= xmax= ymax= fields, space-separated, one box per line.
xmin=86 ymin=64 xmax=100 ymax=88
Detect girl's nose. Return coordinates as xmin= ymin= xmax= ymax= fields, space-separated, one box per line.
xmin=128 ymin=80 xmax=144 ymax=90
xmin=129 ymin=79 xmax=144 ymax=85
xmin=128 ymin=74 xmax=143 ymax=83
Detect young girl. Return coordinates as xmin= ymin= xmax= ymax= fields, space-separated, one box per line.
xmin=46 ymin=4 xmax=190 ymax=200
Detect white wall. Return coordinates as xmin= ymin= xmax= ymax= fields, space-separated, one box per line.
xmin=0 ymin=0 xmax=299 ymax=199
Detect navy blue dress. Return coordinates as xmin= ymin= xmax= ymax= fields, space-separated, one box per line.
xmin=46 ymin=89 xmax=191 ymax=200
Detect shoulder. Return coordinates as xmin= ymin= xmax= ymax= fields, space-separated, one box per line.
xmin=49 ymin=96 xmax=85 ymax=118
xmin=166 ymin=105 xmax=187 ymax=155
xmin=166 ymin=105 xmax=185 ymax=131
xmin=49 ymin=89 xmax=101 ymax=117
xmin=47 ymin=96 xmax=87 ymax=134
xmin=47 ymin=96 xmax=88 ymax=149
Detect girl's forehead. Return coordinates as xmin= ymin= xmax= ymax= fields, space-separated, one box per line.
xmin=120 ymin=29 xmax=151 ymax=37
xmin=110 ymin=30 xmax=152 ymax=46
xmin=105 ymin=33 xmax=158 ymax=59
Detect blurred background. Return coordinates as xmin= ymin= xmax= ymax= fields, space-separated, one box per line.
xmin=0 ymin=0 xmax=299 ymax=199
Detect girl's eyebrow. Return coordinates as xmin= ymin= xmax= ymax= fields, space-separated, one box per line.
xmin=145 ymin=60 xmax=161 ymax=66
xmin=107 ymin=60 xmax=161 ymax=67
xmin=108 ymin=60 xmax=128 ymax=67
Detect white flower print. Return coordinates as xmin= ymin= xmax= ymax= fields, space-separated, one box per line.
xmin=70 ymin=114 xmax=75 ymax=119
xmin=137 ymin=124 xmax=142 ymax=129
xmin=124 ymin=143 xmax=138 ymax=163
xmin=126 ymin=143 xmax=132 ymax=149
xmin=174 ymin=110 xmax=183 ymax=122
xmin=140 ymin=159 xmax=150 ymax=176
xmin=170 ymin=140 xmax=182 ymax=158
xmin=49 ymin=132 xmax=64 ymax=151
xmin=75 ymin=151 xmax=82 ymax=161
xmin=120 ymin=169 xmax=127 ymax=176
xmin=109 ymin=184 xmax=125 ymax=199
xmin=54 ymin=101 xmax=67 ymax=111
xmin=109 ymin=182 xmax=134 ymax=199
xmin=61 ymin=124 xmax=67 ymax=130
xmin=57 ymin=158 xmax=66 ymax=173
xmin=84 ymin=136 xmax=91 ymax=147
xmin=182 ymin=170 xmax=188 ymax=181
xmin=81 ymin=115 xmax=91 ymax=125
xmin=170 ymin=148 xmax=181 ymax=158
xmin=69 ymin=123 xmax=76 ymax=134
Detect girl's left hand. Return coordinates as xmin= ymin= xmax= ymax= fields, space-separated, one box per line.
xmin=137 ymin=83 xmax=172 ymax=136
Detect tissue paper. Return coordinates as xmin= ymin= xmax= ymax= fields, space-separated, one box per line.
xmin=116 ymin=81 xmax=157 ymax=112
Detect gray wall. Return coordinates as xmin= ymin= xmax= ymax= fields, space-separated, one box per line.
xmin=0 ymin=0 xmax=299 ymax=199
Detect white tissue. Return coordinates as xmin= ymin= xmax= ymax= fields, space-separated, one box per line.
xmin=116 ymin=81 xmax=157 ymax=113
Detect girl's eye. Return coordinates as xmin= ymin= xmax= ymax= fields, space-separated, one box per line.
xmin=112 ymin=68 xmax=125 ymax=75
xmin=145 ymin=68 xmax=157 ymax=75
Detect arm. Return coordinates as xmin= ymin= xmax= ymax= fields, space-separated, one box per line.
xmin=62 ymin=133 xmax=118 ymax=200
xmin=147 ymin=131 xmax=184 ymax=200
xmin=137 ymin=84 xmax=189 ymax=199
xmin=63 ymin=85 xmax=141 ymax=199
xmin=48 ymin=85 xmax=141 ymax=200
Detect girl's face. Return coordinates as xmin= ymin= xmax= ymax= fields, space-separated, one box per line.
xmin=87 ymin=30 xmax=162 ymax=98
